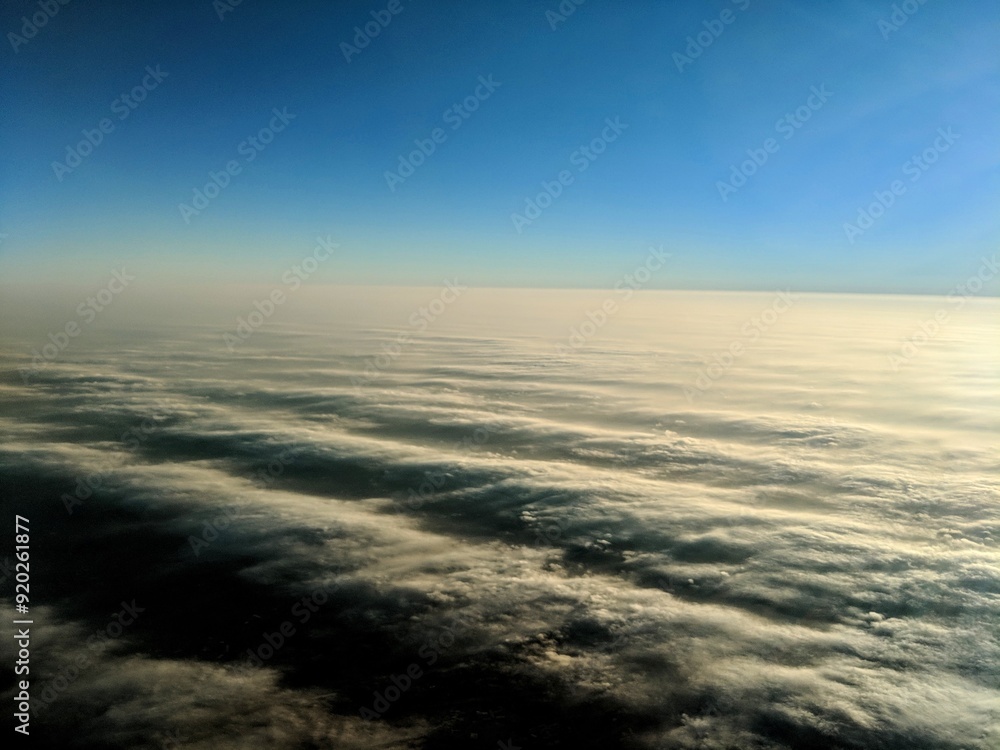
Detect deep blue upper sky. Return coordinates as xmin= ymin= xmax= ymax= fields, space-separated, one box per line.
xmin=2 ymin=0 xmax=998 ymax=292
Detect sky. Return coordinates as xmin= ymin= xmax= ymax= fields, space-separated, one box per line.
xmin=1 ymin=0 xmax=998 ymax=293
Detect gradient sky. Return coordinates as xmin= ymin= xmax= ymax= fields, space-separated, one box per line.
xmin=2 ymin=0 xmax=998 ymax=293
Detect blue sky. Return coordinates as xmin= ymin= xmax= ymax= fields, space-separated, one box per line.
xmin=2 ymin=0 xmax=998 ymax=293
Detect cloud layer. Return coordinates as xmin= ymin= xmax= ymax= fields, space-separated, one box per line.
xmin=1 ymin=290 xmax=998 ymax=748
